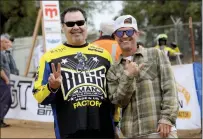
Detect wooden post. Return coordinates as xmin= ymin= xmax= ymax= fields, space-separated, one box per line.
xmin=40 ymin=1 xmax=46 ymax=53
xmin=24 ymin=9 xmax=42 ymax=77
xmin=189 ymin=17 xmax=196 ymax=62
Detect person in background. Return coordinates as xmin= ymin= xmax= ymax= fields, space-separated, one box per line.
xmin=92 ymin=20 xmax=122 ymax=62
xmin=2 ymin=33 xmax=19 ymax=75
xmin=33 ymin=39 xmax=44 ymax=77
xmin=154 ymin=34 xmax=177 ymax=57
xmin=169 ymin=42 xmax=183 ymax=64
xmin=92 ymin=20 xmax=122 ymax=137
xmin=107 ymin=15 xmax=179 ymax=138
xmin=170 ymin=42 xmax=180 ymax=53
xmin=33 ymin=7 xmax=119 ymax=139
xmin=0 ymin=35 xmax=12 ymax=128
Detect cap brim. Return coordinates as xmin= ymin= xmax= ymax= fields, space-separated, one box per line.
xmin=113 ymin=24 xmax=138 ymax=32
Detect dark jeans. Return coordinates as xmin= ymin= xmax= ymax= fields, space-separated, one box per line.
xmin=61 ymin=129 xmax=115 ymax=139
xmin=0 ymin=79 xmax=12 ymax=121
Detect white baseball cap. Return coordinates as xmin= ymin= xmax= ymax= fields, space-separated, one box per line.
xmin=99 ymin=20 xmax=115 ymax=35
xmin=113 ymin=15 xmax=138 ymax=32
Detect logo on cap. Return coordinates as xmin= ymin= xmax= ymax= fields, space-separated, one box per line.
xmin=124 ymin=18 xmax=132 ymax=24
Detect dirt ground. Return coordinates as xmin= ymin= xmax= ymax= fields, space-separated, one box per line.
xmin=1 ymin=119 xmax=202 ymax=138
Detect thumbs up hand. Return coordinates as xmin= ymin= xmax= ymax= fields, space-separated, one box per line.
xmin=124 ymin=60 xmax=144 ymax=77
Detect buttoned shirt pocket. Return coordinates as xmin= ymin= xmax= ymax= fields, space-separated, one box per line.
xmin=138 ymin=61 xmax=158 ymax=81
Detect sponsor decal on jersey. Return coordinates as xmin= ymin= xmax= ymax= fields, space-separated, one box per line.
xmin=88 ymin=45 xmax=104 ymax=53
xmin=60 ymin=52 xmax=107 ymax=109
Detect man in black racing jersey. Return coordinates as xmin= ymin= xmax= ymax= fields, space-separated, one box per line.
xmin=33 ymin=6 xmax=119 ymax=139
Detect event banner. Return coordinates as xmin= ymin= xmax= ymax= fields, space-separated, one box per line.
xmin=6 ymin=74 xmax=54 ymax=122
xmin=172 ymin=64 xmax=201 ymax=129
xmin=41 ymin=1 xmax=62 ymax=52
xmin=6 ymin=64 xmax=201 ymax=129
xmin=193 ymin=62 xmax=202 ymax=117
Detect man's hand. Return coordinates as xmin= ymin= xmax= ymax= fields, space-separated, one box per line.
xmin=5 ymin=80 xmax=9 ymax=85
xmin=124 ymin=60 xmax=143 ymax=76
xmin=157 ymin=123 xmax=172 ymax=138
xmin=48 ymin=63 xmax=62 ymax=89
xmin=0 ymin=70 xmax=9 ymax=85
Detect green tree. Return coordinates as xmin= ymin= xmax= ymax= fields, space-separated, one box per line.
xmin=120 ymin=0 xmax=201 ymax=28
xmin=119 ymin=0 xmax=202 ymax=62
xmin=59 ymin=1 xmax=111 ymax=27
xmin=0 ymin=0 xmax=38 ymax=37
xmin=0 ymin=0 xmax=111 ymax=37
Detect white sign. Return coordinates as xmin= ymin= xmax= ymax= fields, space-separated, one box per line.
xmin=6 ymin=64 xmax=201 ymax=130
xmin=172 ymin=64 xmax=201 ymax=129
xmin=41 ymin=1 xmax=62 ymax=51
xmin=6 ymin=74 xmax=54 ymax=122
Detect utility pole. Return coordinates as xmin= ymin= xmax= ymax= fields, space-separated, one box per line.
xmin=189 ymin=17 xmax=196 ymax=62
xmin=170 ymin=16 xmax=183 ymax=65
xmin=170 ymin=16 xmax=181 ymax=43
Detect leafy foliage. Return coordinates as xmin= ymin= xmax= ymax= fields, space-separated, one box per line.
xmin=0 ymin=0 xmax=111 ymax=37
xmin=119 ymin=0 xmax=202 ymax=62
xmin=0 ymin=0 xmax=38 ymax=37
xmin=120 ymin=0 xmax=201 ymax=28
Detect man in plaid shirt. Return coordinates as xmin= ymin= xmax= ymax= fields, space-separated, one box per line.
xmin=107 ymin=15 xmax=179 ymax=138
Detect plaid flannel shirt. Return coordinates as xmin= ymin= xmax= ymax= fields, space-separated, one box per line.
xmin=107 ymin=47 xmax=179 ymax=137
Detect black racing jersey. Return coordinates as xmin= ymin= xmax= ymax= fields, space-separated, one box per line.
xmin=33 ymin=43 xmax=115 ymax=137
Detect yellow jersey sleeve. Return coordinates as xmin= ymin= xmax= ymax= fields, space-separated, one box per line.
xmin=32 ymin=53 xmax=55 ymax=104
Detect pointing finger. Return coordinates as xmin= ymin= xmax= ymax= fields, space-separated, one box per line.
xmin=50 ymin=73 xmax=55 ymax=80
xmin=48 ymin=74 xmax=55 ymax=85
xmin=57 ymin=63 xmax=61 ymax=74
xmin=51 ymin=63 xmax=56 ymax=74
xmin=48 ymin=76 xmax=51 ymax=82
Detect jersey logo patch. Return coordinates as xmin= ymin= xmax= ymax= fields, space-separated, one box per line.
xmin=74 ymin=52 xmax=90 ymax=74
xmin=61 ymin=52 xmax=100 ymax=74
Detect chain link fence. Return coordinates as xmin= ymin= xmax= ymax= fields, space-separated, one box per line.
xmin=139 ymin=22 xmax=202 ymax=65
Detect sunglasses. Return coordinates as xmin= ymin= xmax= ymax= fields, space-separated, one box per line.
xmin=64 ymin=20 xmax=85 ymax=27
xmin=115 ymin=29 xmax=136 ymax=38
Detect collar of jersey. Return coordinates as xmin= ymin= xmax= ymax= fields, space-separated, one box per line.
xmin=63 ymin=42 xmax=89 ymax=48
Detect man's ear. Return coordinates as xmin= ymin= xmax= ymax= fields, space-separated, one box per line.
xmin=137 ymin=30 xmax=145 ymax=36
xmin=112 ymin=34 xmax=115 ymax=40
xmin=136 ymin=31 xmax=141 ymax=37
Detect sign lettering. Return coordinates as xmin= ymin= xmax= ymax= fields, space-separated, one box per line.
xmin=45 ymin=5 xmax=57 ymax=18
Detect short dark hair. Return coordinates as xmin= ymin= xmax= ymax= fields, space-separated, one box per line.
xmin=1 ymin=33 xmax=14 ymax=42
xmin=60 ymin=7 xmax=87 ymax=23
xmin=9 ymin=36 xmax=15 ymax=42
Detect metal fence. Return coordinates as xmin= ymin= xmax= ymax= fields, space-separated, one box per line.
xmin=12 ymin=22 xmax=202 ymax=76
xmin=139 ymin=22 xmax=202 ymax=65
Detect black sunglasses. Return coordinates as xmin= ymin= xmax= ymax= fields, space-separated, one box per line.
xmin=115 ymin=29 xmax=136 ymax=38
xmin=64 ymin=20 xmax=85 ymax=27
